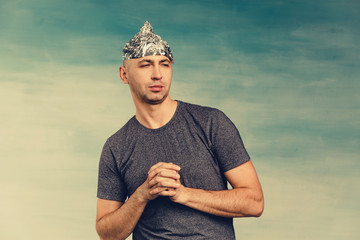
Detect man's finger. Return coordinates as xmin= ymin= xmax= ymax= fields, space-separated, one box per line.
xmin=148 ymin=162 xmax=181 ymax=175
xmin=148 ymin=169 xmax=180 ymax=183
xmin=148 ymin=177 xmax=180 ymax=189
xmin=148 ymin=163 xmax=181 ymax=181
xmin=150 ymin=187 xmax=177 ymax=196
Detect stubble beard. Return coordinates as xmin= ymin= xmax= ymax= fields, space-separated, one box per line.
xmin=129 ymin=80 xmax=171 ymax=105
xmin=130 ymin=84 xmax=169 ymax=105
xmin=140 ymin=91 xmax=169 ymax=105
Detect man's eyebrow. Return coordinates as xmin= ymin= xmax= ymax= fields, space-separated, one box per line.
xmin=138 ymin=59 xmax=153 ymax=64
xmin=160 ymin=59 xmax=170 ymax=63
xmin=137 ymin=58 xmax=170 ymax=64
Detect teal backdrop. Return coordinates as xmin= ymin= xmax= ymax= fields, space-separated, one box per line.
xmin=1 ymin=0 xmax=359 ymax=239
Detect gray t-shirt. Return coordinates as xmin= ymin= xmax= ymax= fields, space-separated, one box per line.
xmin=97 ymin=101 xmax=250 ymax=239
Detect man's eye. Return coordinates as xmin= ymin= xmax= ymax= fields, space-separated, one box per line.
xmin=162 ymin=63 xmax=169 ymax=67
xmin=140 ymin=64 xmax=150 ymax=67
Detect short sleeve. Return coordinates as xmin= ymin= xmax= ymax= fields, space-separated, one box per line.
xmin=97 ymin=139 xmax=128 ymax=202
xmin=211 ymin=111 xmax=250 ymax=173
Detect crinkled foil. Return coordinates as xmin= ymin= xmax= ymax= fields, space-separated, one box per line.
xmin=122 ymin=21 xmax=173 ymax=62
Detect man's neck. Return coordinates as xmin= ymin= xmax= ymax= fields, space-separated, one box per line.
xmin=134 ymin=98 xmax=178 ymax=129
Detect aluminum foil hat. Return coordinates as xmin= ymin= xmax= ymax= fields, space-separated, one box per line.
xmin=122 ymin=21 xmax=174 ymax=62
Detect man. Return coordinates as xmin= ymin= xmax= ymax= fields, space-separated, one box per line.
xmin=96 ymin=21 xmax=264 ymax=240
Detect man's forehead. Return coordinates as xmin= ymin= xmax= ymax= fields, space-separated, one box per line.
xmin=125 ymin=55 xmax=171 ymax=65
xmin=138 ymin=55 xmax=171 ymax=62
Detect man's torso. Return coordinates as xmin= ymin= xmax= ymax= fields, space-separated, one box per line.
xmin=98 ymin=101 xmax=250 ymax=239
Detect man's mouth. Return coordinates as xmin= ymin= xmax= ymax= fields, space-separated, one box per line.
xmin=149 ymin=85 xmax=163 ymax=92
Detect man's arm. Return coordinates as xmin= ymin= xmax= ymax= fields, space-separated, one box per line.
xmin=96 ymin=163 xmax=181 ymax=240
xmin=96 ymin=188 xmax=145 ymax=240
xmin=150 ymin=160 xmax=264 ymax=218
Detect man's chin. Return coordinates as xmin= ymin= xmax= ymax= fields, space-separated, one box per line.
xmin=145 ymin=99 xmax=165 ymax=105
xmin=143 ymin=96 xmax=168 ymax=105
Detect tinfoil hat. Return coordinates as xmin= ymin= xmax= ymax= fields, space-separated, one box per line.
xmin=122 ymin=21 xmax=174 ymax=62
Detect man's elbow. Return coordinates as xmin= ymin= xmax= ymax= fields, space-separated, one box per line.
xmin=233 ymin=197 xmax=264 ymax=218
xmin=245 ymin=194 xmax=264 ymax=218
xmin=96 ymin=220 xmax=129 ymax=240
xmin=253 ymin=198 xmax=264 ymax=217
xmin=252 ymin=194 xmax=264 ymax=217
xmin=96 ymin=221 xmax=108 ymax=240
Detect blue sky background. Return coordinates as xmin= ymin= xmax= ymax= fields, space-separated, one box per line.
xmin=1 ymin=0 xmax=359 ymax=239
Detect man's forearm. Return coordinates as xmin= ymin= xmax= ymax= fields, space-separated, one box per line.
xmin=96 ymin=163 xmax=181 ymax=240
xmin=96 ymin=190 xmax=148 ymax=240
xmin=175 ymin=187 xmax=264 ymax=218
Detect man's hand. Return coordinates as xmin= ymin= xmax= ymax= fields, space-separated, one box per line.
xmin=147 ymin=161 xmax=264 ymax=218
xmin=144 ymin=162 xmax=182 ymax=200
xmin=96 ymin=162 xmax=182 ymax=240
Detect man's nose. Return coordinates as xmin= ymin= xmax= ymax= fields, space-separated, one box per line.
xmin=151 ymin=65 xmax=162 ymax=80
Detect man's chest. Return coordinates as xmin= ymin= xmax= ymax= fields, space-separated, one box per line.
xmin=115 ymin=126 xmax=226 ymax=196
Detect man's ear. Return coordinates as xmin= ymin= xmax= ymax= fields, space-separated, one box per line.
xmin=119 ymin=66 xmax=128 ymax=84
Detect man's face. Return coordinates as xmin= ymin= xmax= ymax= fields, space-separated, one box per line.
xmin=121 ymin=55 xmax=173 ymax=105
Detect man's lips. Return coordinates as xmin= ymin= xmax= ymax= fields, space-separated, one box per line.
xmin=149 ymin=85 xmax=164 ymax=92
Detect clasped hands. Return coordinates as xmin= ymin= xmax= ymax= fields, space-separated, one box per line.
xmin=139 ymin=162 xmax=186 ymax=203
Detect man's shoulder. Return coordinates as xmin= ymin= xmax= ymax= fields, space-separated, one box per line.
xmin=179 ymin=101 xmax=236 ymax=134
xmin=180 ymin=100 xmax=223 ymax=116
xmin=179 ymin=100 xmax=226 ymax=122
xmin=106 ymin=116 xmax=138 ymax=146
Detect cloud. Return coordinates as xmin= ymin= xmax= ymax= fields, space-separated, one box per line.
xmin=0 ymin=63 xmax=131 ymax=239
xmin=1 ymin=0 xmax=359 ymax=239
xmin=233 ymin=151 xmax=360 ymax=239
